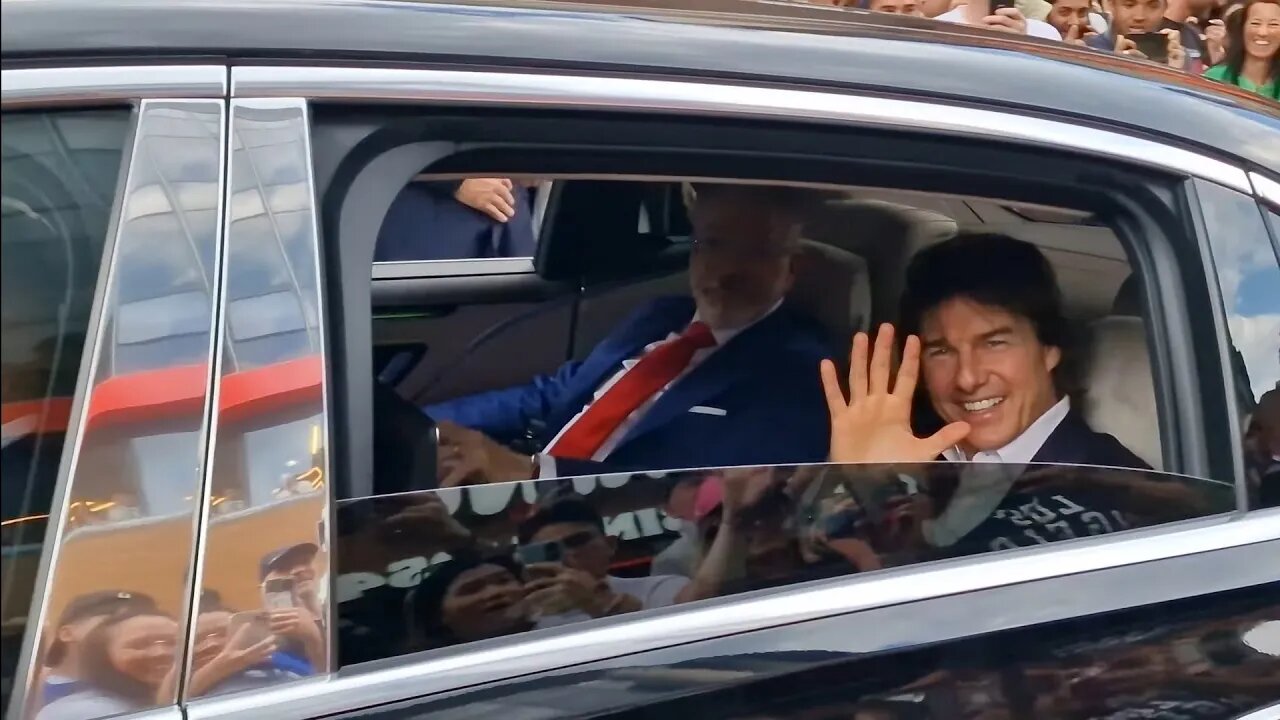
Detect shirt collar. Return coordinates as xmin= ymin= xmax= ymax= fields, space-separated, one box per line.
xmin=942 ymin=396 xmax=1071 ymax=466
xmin=692 ymin=298 xmax=784 ymax=346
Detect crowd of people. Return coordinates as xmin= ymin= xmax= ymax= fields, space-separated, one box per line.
xmin=844 ymin=0 xmax=1279 ymax=98
xmin=31 ymin=543 xmax=325 ymax=719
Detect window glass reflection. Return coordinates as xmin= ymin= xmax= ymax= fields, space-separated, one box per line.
xmin=335 ymin=461 xmax=1233 ymax=667
xmin=1197 ymin=183 xmax=1280 ymax=510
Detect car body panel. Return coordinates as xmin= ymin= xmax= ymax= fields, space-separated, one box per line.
xmin=1 ymin=0 xmax=1278 ymax=172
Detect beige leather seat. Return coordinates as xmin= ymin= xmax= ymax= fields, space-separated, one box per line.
xmin=1079 ymin=276 xmax=1163 ymax=469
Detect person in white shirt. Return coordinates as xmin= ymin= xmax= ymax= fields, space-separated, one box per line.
xmin=935 ymin=0 xmax=1065 ymax=39
xmin=822 ymin=233 xmax=1155 ymax=555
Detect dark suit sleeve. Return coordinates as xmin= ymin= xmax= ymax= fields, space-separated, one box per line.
xmin=425 ymin=359 xmax=584 ymax=446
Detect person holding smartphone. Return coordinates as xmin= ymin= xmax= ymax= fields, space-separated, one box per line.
xmin=257 ymin=544 xmax=326 ymax=670
xmin=1085 ymin=0 xmax=1191 ymax=69
xmin=934 ymin=0 xmax=1064 ymax=38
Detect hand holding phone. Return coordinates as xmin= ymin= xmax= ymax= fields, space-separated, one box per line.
xmin=516 ymin=540 xmax=563 ymax=567
xmin=262 ymin=577 xmax=296 ymax=611
xmin=227 ymin=611 xmax=273 ymax=650
xmin=1126 ymin=32 xmax=1170 ymax=63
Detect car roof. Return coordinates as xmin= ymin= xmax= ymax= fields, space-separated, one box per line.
xmin=3 ymin=0 xmax=1278 ymax=173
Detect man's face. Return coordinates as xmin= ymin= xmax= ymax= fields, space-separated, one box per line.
xmin=529 ymin=522 xmax=613 ymax=579
xmin=1048 ymin=0 xmax=1091 ymax=34
xmin=920 ymin=297 xmax=1062 ymax=456
xmin=1112 ymin=0 xmax=1167 ymax=33
xmin=689 ymin=193 xmax=798 ymax=330
xmin=870 ymin=0 xmax=923 ymax=14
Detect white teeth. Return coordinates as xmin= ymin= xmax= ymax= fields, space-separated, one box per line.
xmin=963 ymin=397 xmax=1004 ymax=412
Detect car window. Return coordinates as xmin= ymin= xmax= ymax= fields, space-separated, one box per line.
xmin=1195 ymin=180 xmax=1280 ymax=510
xmin=373 ymin=178 xmax=546 ymax=263
xmin=0 ymin=108 xmax=130 ymax=712
xmin=335 ymin=461 xmax=1232 ymax=666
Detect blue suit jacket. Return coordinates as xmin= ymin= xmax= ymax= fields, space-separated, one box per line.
xmin=427 ymin=297 xmax=833 ymax=475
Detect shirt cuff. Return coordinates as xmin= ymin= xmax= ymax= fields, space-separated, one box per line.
xmin=536 ymin=453 xmax=558 ymax=480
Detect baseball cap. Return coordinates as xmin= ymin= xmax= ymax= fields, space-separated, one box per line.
xmin=259 ymin=542 xmax=319 ymax=580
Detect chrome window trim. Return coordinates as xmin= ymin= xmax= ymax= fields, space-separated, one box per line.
xmin=231 ymin=66 xmax=1253 ymax=194
xmin=1252 ymin=171 xmax=1280 ymax=210
xmin=2 ymin=104 xmax=142 ymax=720
xmin=1 ymin=65 xmax=227 ymax=107
xmin=372 ymin=257 xmax=536 ymax=279
xmin=185 ymin=507 xmax=1280 ymax=720
xmin=7 ymin=99 xmax=231 ymax=720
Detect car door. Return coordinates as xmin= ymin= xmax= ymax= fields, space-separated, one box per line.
xmin=1 ymin=65 xmax=229 ymax=720
xmin=157 ymin=61 xmax=1279 ymax=720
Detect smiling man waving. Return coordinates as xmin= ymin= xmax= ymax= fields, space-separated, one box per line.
xmin=824 ymin=232 xmax=1148 ymax=470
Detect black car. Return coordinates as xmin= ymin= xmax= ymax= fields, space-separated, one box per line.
xmin=2 ymin=0 xmax=1278 ymax=719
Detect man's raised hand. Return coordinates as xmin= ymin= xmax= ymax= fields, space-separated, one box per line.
xmin=820 ymin=324 xmax=970 ymax=465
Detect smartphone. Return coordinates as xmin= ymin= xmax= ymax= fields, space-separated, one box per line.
xmin=989 ymin=0 xmax=1016 ymax=12
xmin=516 ymin=540 xmax=563 ymax=566
xmin=227 ymin=611 xmax=272 ymax=648
xmin=1128 ymin=32 xmax=1169 ymax=63
xmin=262 ymin=577 xmax=295 ymax=611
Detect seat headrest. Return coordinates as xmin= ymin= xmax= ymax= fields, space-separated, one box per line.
xmin=1112 ymin=274 xmax=1142 ymax=316
xmin=1080 ymin=316 xmax=1162 ymax=469
xmin=785 ymin=241 xmax=870 ymax=350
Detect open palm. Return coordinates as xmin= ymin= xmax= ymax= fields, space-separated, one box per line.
xmin=821 ymin=324 xmax=970 ymax=465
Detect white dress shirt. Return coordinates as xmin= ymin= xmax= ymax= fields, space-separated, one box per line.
xmin=924 ymin=397 xmax=1071 ymax=548
xmin=538 ymin=300 xmax=783 ymax=477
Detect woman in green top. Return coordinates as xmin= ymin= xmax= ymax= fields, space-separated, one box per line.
xmin=1204 ymin=0 xmax=1280 ymax=99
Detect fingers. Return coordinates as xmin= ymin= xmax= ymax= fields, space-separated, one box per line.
xmin=923 ymin=421 xmax=972 ymax=458
xmin=869 ymin=324 xmax=895 ymax=396
xmin=820 ymin=359 xmax=846 ymax=416
xmin=893 ymin=334 xmax=921 ymax=399
xmin=478 ymin=203 xmax=511 ymax=224
xmin=848 ymin=331 xmax=869 ymax=402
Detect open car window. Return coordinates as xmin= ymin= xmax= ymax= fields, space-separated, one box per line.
xmin=334 ymin=461 xmax=1233 ymax=666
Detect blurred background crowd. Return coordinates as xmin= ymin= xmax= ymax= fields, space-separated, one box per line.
xmin=801 ymin=0 xmax=1278 ymax=98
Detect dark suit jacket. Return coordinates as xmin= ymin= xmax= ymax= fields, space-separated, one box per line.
xmin=375 ymin=181 xmax=535 ymax=262
xmin=1029 ymin=410 xmax=1151 ymax=470
xmin=426 ymin=297 xmax=833 ymax=476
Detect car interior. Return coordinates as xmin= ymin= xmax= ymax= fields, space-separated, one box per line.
xmin=364 ymin=175 xmax=1165 ymax=499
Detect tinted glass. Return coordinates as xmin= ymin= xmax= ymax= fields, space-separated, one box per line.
xmin=335 ymin=462 xmax=1232 ymax=666
xmin=1196 ymin=181 xmax=1280 ymax=509
xmin=0 ymin=108 xmax=129 ymax=713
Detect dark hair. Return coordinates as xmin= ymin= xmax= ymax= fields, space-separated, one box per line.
xmin=899 ymin=233 xmax=1069 ymax=384
xmin=409 ymin=552 xmax=524 ymax=646
xmin=516 ymin=498 xmax=605 ymax=544
xmin=1221 ymin=0 xmax=1280 ymax=99
xmin=77 ymin=606 xmax=175 ymax=706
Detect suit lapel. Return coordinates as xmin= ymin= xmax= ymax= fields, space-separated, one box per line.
xmin=1029 ymin=411 xmax=1091 ymax=466
xmin=546 ymin=301 xmax=692 ymax=435
xmin=617 ymin=309 xmax=789 ymax=448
